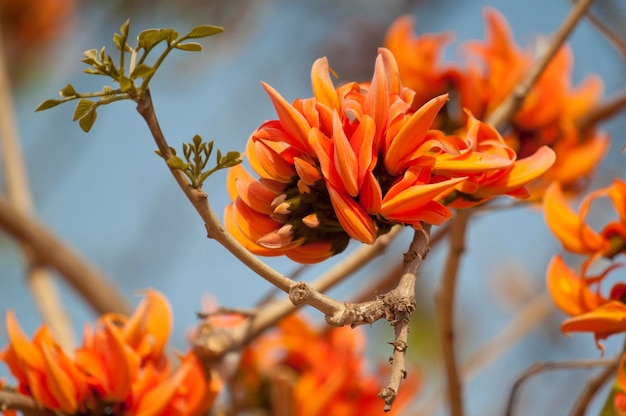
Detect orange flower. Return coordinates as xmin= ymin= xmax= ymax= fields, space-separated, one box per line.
xmin=544 ymin=180 xmax=626 ymax=258
xmin=225 ymin=49 xmax=484 ymax=262
xmin=546 ymin=254 xmax=626 ymax=352
xmin=1 ymin=290 xmax=221 ymax=415
xmin=232 ymin=314 xmax=418 ymax=415
xmin=384 ymin=8 xmax=608 ymax=197
xmin=383 ymin=15 xmax=457 ymax=109
xmin=434 ymin=114 xmax=555 ymax=207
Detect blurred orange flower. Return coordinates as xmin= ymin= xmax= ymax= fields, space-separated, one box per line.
xmin=614 ymin=353 xmax=626 ymax=415
xmin=1 ymin=290 xmax=221 ymax=416
xmin=544 ymin=180 xmax=626 ymax=258
xmin=546 ymin=254 xmax=626 ymax=351
xmin=232 ymin=314 xmax=418 ymax=416
xmin=384 ymin=8 xmax=608 ymax=197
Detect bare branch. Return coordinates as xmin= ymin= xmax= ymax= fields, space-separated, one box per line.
xmin=572 ymin=0 xmax=626 ymax=60
xmin=569 ymin=357 xmax=620 ymax=416
xmin=379 ymin=225 xmax=431 ymax=411
xmin=0 ymin=24 xmax=75 ymax=350
xmin=487 ymin=0 xmax=597 ymax=129
xmin=0 ymin=197 xmax=131 ymax=315
xmin=195 ymin=226 xmax=402 ymax=360
xmin=505 ymin=358 xmax=616 ymax=416
xmin=0 ymin=390 xmax=57 ymax=416
xmin=436 ymin=209 xmax=471 ymax=416
xmin=578 ymin=88 xmax=626 ymax=132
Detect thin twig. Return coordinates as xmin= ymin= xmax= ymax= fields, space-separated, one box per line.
xmin=0 ymin=197 xmax=131 ymax=315
xmin=578 ymin=88 xmax=626 ymax=132
xmin=195 ymin=226 xmax=402 ymax=360
xmin=437 ymin=209 xmax=471 ymax=416
xmin=569 ymin=357 xmax=620 ymax=416
xmin=0 ymin=390 xmax=56 ymax=416
xmin=486 ymin=0 xmax=597 ymax=130
xmin=415 ymin=291 xmax=555 ymax=415
xmin=505 ymin=358 xmax=616 ymax=416
xmin=572 ymin=0 xmax=626 ymax=60
xmin=0 ymin=24 xmax=76 ymax=350
xmin=379 ymin=225 xmax=431 ymax=411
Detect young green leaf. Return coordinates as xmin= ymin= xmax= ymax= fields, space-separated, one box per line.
xmin=36 ymin=99 xmax=64 ymax=111
xmin=166 ymin=155 xmax=188 ymax=170
xmin=79 ymin=108 xmax=97 ymax=132
xmin=119 ymin=75 xmax=133 ymax=92
xmin=174 ymin=42 xmax=202 ymax=52
xmin=130 ymin=64 xmax=155 ymax=79
xmin=59 ymin=83 xmax=77 ymax=98
xmin=185 ymin=25 xmax=224 ymax=39
xmin=73 ymin=99 xmax=95 ymax=121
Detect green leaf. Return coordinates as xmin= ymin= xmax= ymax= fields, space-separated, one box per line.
xmin=82 ymin=49 xmax=99 ymax=65
xmin=138 ymin=28 xmax=177 ymax=52
xmin=79 ymin=108 xmax=97 ymax=132
xmin=59 ymin=83 xmax=77 ymax=98
xmin=174 ymin=42 xmax=202 ymax=52
xmin=130 ymin=64 xmax=155 ymax=79
xmin=35 ymin=99 xmax=63 ymax=111
xmin=120 ymin=19 xmax=130 ymax=39
xmin=73 ymin=99 xmax=95 ymax=121
xmin=166 ymin=155 xmax=187 ymax=169
xmin=119 ymin=75 xmax=133 ymax=92
xmin=185 ymin=25 xmax=224 ymax=39
xmin=113 ymin=33 xmax=124 ymax=50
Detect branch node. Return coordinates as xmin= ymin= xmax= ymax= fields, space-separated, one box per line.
xmin=288 ymin=281 xmax=310 ymax=305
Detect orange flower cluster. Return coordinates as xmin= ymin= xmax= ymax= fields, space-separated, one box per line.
xmin=226 ymin=47 xmax=555 ymax=263
xmin=230 ymin=314 xmax=418 ymax=415
xmin=1 ymin=290 xmax=221 ymax=416
xmin=544 ymin=180 xmax=626 ymax=351
xmin=385 ymin=8 xmax=609 ymax=197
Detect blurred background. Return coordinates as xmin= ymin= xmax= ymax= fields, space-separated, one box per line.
xmin=0 ymin=0 xmax=625 ymax=414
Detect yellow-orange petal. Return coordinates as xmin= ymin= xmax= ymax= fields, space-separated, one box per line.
xmin=41 ymin=344 xmax=78 ymax=414
xmin=381 ymin=176 xmax=466 ymax=218
xmin=548 ymin=133 xmax=609 ymax=186
xmin=294 ymin=157 xmax=322 ymax=186
xmin=261 ymin=81 xmax=312 ymax=152
xmin=561 ymin=300 xmax=626 ymax=339
xmin=252 ymin=140 xmax=296 ymax=183
xmin=359 ymin=171 xmax=383 ymax=214
xmin=134 ymin=357 xmax=191 ymax=416
xmin=544 ymin=182 xmax=607 ymax=254
xmin=123 ymin=290 xmax=172 ymax=361
xmin=327 ymin=184 xmax=377 ymax=244
xmin=332 ymin=112 xmax=359 ymax=197
xmin=224 ymin=204 xmax=283 ymax=257
xmin=384 ymin=94 xmax=448 ymax=175
xmin=5 ymin=310 xmax=45 ymax=372
xmin=478 ymin=145 xmax=556 ymax=196
xmin=364 ymin=50 xmax=390 ymax=145
xmin=285 ymin=241 xmax=335 ymax=264
xmin=102 ymin=318 xmax=138 ymax=401
xmin=546 ymin=255 xmax=604 ymax=316
xmin=311 ymin=57 xmax=339 ymax=110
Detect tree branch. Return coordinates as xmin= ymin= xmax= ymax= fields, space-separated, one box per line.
xmin=195 ymin=226 xmax=402 ymax=360
xmin=504 ymin=358 xmax=616 ymax=416
xmin=0 ymin=24 xmax=75 ymax=350
xmin=378 ymin=225 xmax=431 ymax=411
xmin=569 ymin=356 xmax=620 ymax=416
xmin=572 ymin=0 xmax=626 ymax=60
xmin=0 ymin=197 xmax=131 ymax=315
xmin=436 ymin=209 xmax=471 ymax=416
xmin=0 ymin=390 xmax=57 ymax=416
xmin=578 ymin=88 xmax=626 ymax=132
xmin=486 ymin=0 xmax=597 ymax=130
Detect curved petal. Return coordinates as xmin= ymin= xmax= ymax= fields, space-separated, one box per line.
xmin=384 ymin=94 xmax=448 ymax=175
xmin=381 ymin=176 xmax=466 ymax=218
xmin=311 ymin=57 xmax=339 ymax=110
xmin=327 ymin=184 xmax=377 ymax=244
xmin=41 ymin=345 xmax=78 ymax=414
xmin=224 ymin=205 xmax=283 ymax=256
xmin=332 ymin=112 xmax=359 ymax=197
xmin=261 ymin=81 xmax=311 ymax=152
xmin=546 ymin=255 xmax=604 ymax=316
xmin=543 ymin=182 xmax=606 ymax=254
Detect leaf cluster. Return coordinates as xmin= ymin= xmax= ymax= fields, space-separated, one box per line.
xmin=156 ymin=135 xmax=241 ymax=188
xmin=35 ymin=20 xmax=223 ymax=132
